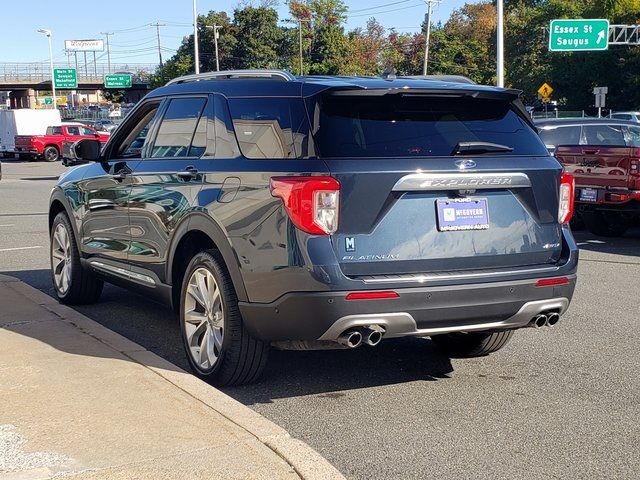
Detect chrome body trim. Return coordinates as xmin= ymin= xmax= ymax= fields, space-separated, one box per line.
xmin=317 ymin=298 xmax=569 ymax=341
xmin=89 ymin=260 xmax=156 ymax=286
xmin=392 ymin=172 xmax=532 ymax=191
xmin=359 ymin=265 xmax=558 ymax=284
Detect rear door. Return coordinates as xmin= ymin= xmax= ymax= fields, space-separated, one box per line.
xmin=309 ymin=91 xmax=563 ymax=277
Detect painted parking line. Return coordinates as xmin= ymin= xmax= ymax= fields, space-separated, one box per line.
xmin=0 ymin=225 xmax=15 ymax=228
xmin=0 ymin=246 xmax=43 ymax=253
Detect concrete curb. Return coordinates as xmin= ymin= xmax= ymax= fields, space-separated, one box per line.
xmin=0 ymin=274 xmax=344 ymax=480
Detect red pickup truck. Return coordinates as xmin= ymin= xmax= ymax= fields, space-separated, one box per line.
xmin=15 ymin=124 xmax=109 ymax=162
xmin=537 ymin=119 xmax=640 ymax=236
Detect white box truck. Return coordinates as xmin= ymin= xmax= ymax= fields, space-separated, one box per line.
xmin=0 ymin=109 xmax=62 ymax=157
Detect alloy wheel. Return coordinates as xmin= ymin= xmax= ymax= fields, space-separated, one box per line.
xmin=183 ymin=267 xmax=224 ymax=370
xmin=51 ymin=223 xmax=72 ymax=295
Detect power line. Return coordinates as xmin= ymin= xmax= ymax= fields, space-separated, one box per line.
xmin=349 ymin=0 xmax=413 ymax=14
xmin=349 ymin=2 xmax=424 ymax=18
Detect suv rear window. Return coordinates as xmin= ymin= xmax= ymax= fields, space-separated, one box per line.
xmin=311 ymin=94 xmax=547 ymax=158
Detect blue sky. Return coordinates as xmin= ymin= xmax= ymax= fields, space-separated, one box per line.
xmin=0 ymin=0 xmax=466 ymax=67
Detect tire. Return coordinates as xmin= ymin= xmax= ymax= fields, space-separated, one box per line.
xmin=50 ymin=212 xmax=103 ymax=305
xmin=582 ymin=211 xmax=630 ymax=237
xmin=430 ymin=330 xmax=514 ymax=358
xmin=43 ymin=146 xmax=60 ymax=162
xmin=179 ymin=250 xmax=269 ymax=386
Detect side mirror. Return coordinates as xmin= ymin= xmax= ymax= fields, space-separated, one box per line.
xmin=72 ymin=138 xmax=102 ymax=162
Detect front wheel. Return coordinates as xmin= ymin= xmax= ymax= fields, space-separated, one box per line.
xmin=179 ymin=250 xmax=269 ymax=386
xmin=50 ymin=212 xmax=103 ymax=304
xmin=430 ymin=330 xmax=514 ymax=358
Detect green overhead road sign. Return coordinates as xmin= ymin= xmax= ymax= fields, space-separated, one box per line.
xmin=53 ymin=68 xmax=77 ymax=89
xmin=549 ymin=19 xmax=610 ymax=52
xmin=104 ymin=74 xmax=133 ymax=89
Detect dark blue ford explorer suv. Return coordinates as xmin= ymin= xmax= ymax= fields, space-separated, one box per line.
xmin=49 ymin=70 xmax=578 ymax=385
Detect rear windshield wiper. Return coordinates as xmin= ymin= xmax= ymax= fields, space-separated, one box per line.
xmin=452 ymin=141 xmax=514 ymax=155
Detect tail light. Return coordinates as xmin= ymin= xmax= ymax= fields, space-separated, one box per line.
xmin=558 ymin=172 xmax=575 ymax=224
xmin=270 ymin=176 xmax=340 ymax=235
xmin=630 ymin=158 xmax=640 ymax=177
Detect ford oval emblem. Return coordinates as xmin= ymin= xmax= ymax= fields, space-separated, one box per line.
xmin=455 ymin=159 xmax=476 ymax=170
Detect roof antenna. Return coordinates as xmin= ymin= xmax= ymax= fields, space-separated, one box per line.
xmin=381 ymin=63 xmax=396 ymax=80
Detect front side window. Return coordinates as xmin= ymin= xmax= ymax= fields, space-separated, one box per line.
xmin=79 ymin=126 xmax=95 ymax=136
xmin=151 ymin=97 xmax=207 ymax=158
xmin=112 ymin=102 xmax=161 ymax=159
xmin=310 ymin=94 xmax=548 ymax=158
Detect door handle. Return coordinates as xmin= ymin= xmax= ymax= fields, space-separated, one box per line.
xmin=177 ymin=166 xmax=199 ymax=180
xmin=582 ymin=149 xmax=599 ymax=155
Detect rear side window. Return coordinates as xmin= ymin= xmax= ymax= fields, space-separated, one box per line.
xmin=583 ymin=124 xmax=626 ymax=146
xmin=612 ymin=114 xmax=632 ymax=120
xmin=227 ymin=98 xmax=308 ymax=159
xmin=310 ymin=94 xmax=547 ymax=158
xmin=538 ymin=125 xmax=581 ymax=147
xmin=151 ymin=97 xmax=207 ymax=158
xmin=48 ymin=126 xmax=62 ymax=135
xmin=67 ymin=126 xmax=80 ymax=136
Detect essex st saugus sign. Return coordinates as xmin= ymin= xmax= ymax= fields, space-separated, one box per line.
xmin=549 ymin=19 xmax=609 ymax=52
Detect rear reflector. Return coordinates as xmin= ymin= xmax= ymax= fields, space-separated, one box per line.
xmin=345 ymin=291 xmax=399 ymax=301
xmin=558 ymin=172 xmax=575 ymax=224
xmin=535 ymin=277 xmax=570 ymax=288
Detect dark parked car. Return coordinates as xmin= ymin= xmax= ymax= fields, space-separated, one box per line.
xmin=49 ymin=70 xmax=578 ymax=385
xmin=537 ymin=118 xmax=640 ymax=236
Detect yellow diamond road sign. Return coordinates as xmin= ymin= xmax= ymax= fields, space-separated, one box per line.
xmin=538 ymin=83 xmax=553 ymax=99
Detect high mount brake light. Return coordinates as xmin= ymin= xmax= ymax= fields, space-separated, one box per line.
xmin=270 ymin=176 xmax=340 ymax=235
xmin=558 ymin=172 xmax=575 ymax=224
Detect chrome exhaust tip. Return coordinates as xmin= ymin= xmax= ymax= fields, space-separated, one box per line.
xmin=362 ymin=326 xmax=385 ymax=347
xmin=337 ymin=329 xmax=363 ymax=348
xmin=546 ymin=312 xmax=561 ymax=327
xmin=532 ymin=314 xmax=548 ymax=328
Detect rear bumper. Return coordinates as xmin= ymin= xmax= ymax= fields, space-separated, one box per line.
xmin=239 ymin=275 xmax=577 ymax=342
xmin=576 ymin=187 xmax=640 ymax=209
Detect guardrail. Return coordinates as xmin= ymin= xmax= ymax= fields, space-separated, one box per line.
xmin=0 ymin=62 xmax=157 ymax=83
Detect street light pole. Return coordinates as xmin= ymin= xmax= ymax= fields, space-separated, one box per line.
xmin=38 ymin=29 xmax=56 ymax=109
xmin=496 ymin=0 xmax=504 ymax=87
xmin=193 ymin=0 xmax=200 ymax=74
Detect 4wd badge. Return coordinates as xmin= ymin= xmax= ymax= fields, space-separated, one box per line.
xmin=345 ymin=237 xmax=356 ymax=252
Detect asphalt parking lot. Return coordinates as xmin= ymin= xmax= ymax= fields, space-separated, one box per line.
xmin=1 ymin=159 xmax=638 ymax=479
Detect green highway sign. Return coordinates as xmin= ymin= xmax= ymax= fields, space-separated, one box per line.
xmin=549 ymin=19 xmax=609 ymax=52
xmin=104 ymin=74 xmax=133 ymax=89
xmin=43 ymin=97 xmax=53 ymax=105
xmin=53 ymin=68 xmax=78 ymax=89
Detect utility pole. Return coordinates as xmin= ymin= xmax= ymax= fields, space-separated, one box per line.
xmin=496 ymin=0 xmax=504 ymax=87
xmin=193 ymin=0 xmax=200 ymax=74
xmin=101 ymin=32 xmax=113 ymax=73
xmin=152 ymin=22 xmax=167 ymax=81
xmin=37 ymin=29 xmax=56 ymax=109
xmin=422 ymin=0 xmax=441 ymax=76
xmin=205 ymin=25 xmax=222 ymax=71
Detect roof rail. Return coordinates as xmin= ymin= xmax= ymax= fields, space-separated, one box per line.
xmin=400 ymin=75 xmax=476 ymax=85
xmin=166 ymin=69 xmax=296 ymax=85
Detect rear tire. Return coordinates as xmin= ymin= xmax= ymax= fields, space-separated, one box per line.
xmin=50 ymin=212 xmax=103 ymax=305
xmin=43 ymin=146 xmax=60 ymax=162
xmin=431 ymin=330 xmax=514 ymax=358
xmin=582 ymin=211 xmax=629 ymax=237
xmin=179 ymin=250 xmax=269 ymax=386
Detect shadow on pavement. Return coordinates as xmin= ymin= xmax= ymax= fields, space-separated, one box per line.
xmin=5 ymin=268 xmax=455 ymax=402
xmin=571 ymin=226 xmax=640 ymax=258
